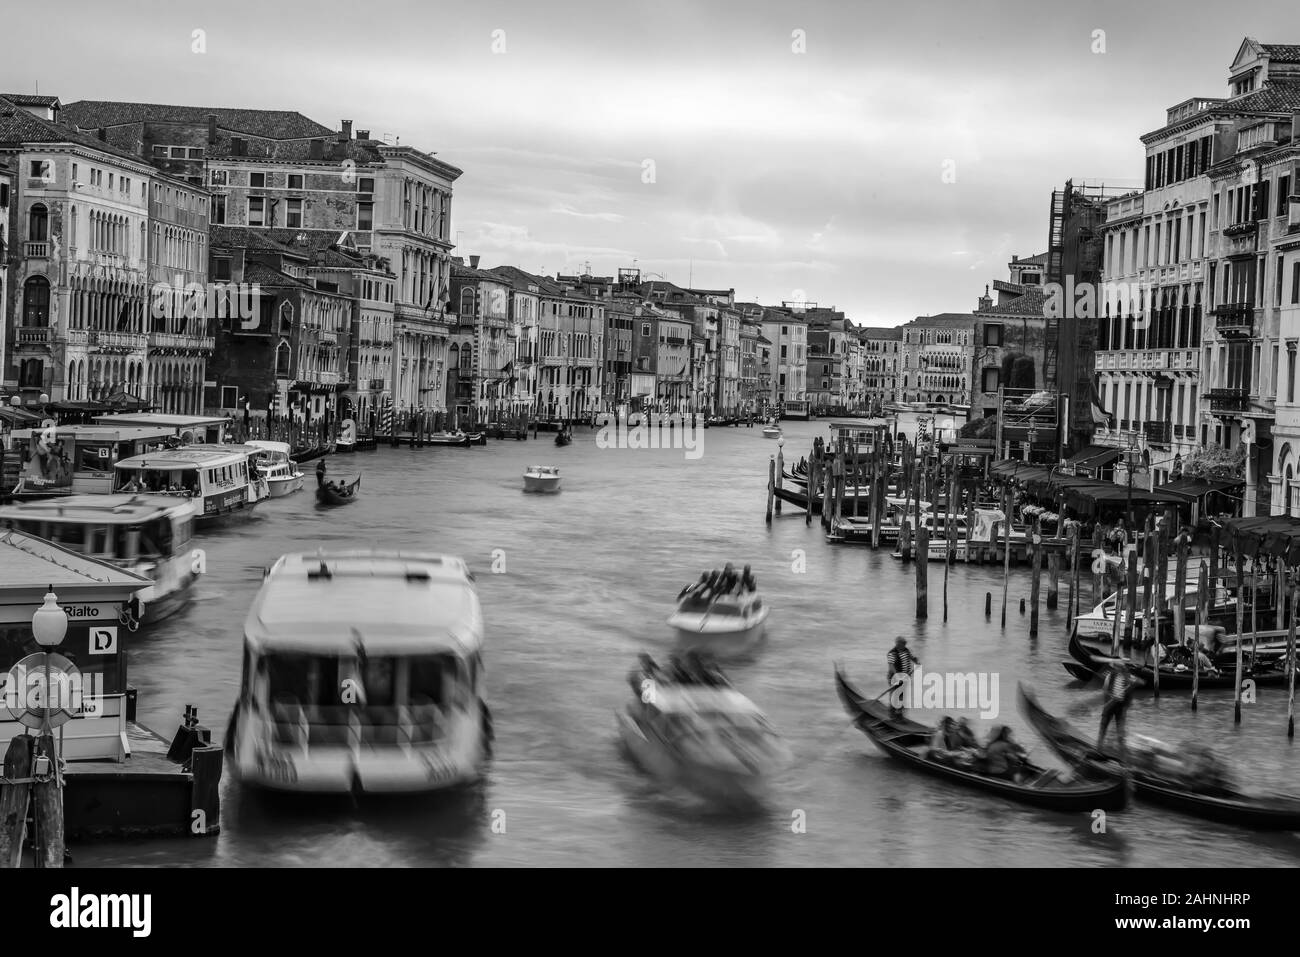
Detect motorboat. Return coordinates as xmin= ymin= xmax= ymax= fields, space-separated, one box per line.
xmin=247 ymin=441 xmax=305 ymax=498
xmin=618 ymin=656 xmax=790 ymax=804
xmin=523 ymin=465 xmax=561 ymax=493
xmin=428 ymin=431 xmax=472 ymax=448
xmin=762 ymin=426 xmax=782 ymax=439
xmin=0 ymin=493 xmax=200 ymax=626
xmin=828 ymin=496 xmax=932 ymax=544
xmin=225 ymin=550 xmax=492 ymax=794
xmin=668 ymin=584 xmax=769 ymax=659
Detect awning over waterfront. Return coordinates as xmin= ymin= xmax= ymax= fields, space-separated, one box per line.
xmin=1066 ymin=485 xmax=1187 ymax=506
xmin=1218 ymin=516 xmax=1300 ymax=562
xmin=1155 ymin=477 xmax=1244 ymax=502
xmin=1063 ymin=444 xmax=1120 ymax=472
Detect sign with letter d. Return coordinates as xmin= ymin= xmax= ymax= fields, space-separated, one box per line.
xmin=90 ymin=626 xmax=118 ymax=655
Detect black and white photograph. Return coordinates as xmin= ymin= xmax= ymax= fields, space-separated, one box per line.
xmin=0 ymin=0 xmax=1293 ymax=921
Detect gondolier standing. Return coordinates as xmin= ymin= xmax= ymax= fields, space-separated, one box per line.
xmin=887 ymin=636 xmax=920 ymax=714
xmin=1097 ymin=659 xmax=1135 ymax=758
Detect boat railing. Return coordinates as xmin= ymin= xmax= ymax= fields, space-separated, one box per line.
xmin=271 ymin=701 xmax=448 ymax=748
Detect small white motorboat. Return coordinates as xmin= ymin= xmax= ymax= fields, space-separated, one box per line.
xmin=247 ymin=441 xmax=305 ymax=498
xmin=762 ymin=426 xmax=782 ymax=439
xmin=523 ymin=465 xmax=561 ymax=493
xmin=668 ymin=587 xmax=769 ymax=659
xmin=617 ymin=658 xmax=789 ymax=804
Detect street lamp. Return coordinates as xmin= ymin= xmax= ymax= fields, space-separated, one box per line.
xmin=31 ymin=588 xmax=69 ymax=801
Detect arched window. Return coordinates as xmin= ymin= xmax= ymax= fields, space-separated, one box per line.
xmin=459 ymin=288 xmax=475 ymax=317
xmin=28 ymin=204 xmax=48 ymax=242
xmin=22 ymin=277 xmax=50 ymax=326
xmin=279 ymin=301 xmax=293 ymax=335
xmin=275 ymin=339 xmax=291 ymax=377
xmin=1288 ymin=465 xmax=1294 ymax=517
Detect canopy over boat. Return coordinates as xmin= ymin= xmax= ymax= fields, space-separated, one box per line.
xmin=247 ymin=440 xmax=293 ymax=458
xmin=0 ymin=492 xmax=195 ymax=525
xmin=645 ymin=686 xmax=765 ymax=716
xmin=245 ymin=551 xmax=483 ymax=656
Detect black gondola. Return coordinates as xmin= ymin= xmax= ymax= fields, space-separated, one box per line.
xmin=555 ymin=430 xmax=572 ymax=447
xmin=1065 ymin=629 xmax=1290 ymax=690
xmin=833 ymin=666 xmax=1127 ymax=812
xmin=292 ymin=445 xmax=329 ymax=465
xmin=316 ymin=473 xmax=360 ymax=506
xmin=1017 ymin=683 xmax=1300 ymax=830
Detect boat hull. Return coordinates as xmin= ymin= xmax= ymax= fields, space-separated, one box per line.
xmin=617 ymin=711 xmax=776 ymax=804
xmin=668 ymin=613 xmax=767 ymax=659
xmin=523 ymin=476 xmax=561 ymax=493
xmin=265 ymin=474 xmax=305 ymax=498
xmin=227 ymin=705 xmax=488 ymax=795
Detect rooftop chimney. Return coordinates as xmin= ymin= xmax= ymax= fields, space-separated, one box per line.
xmin=978 ymin=284 xmax=992 ymax=311
xmin=309 ymin=139 xmax=324 ymax=160
xmin=207 ymin=113 xmax=218 ymax=144
xmin=469 ymin=255 xmax=481 ymax=269
xmin=96 ymin=127 xmax=106 ymax=141
xmin=231 ymin=137 xmax=247 ymax=156
xmin=1012 ymin=254 xmax=1019 ymax=263
xmin=356 ymin=130 xmax=370 ymax=141
xmin=340 ymin=120 xmax=352 ymax=142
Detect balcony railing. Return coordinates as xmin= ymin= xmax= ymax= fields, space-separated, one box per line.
xmin=98 ymin=331 xmax=148 ymax=353
xmin=24 ymin=241 xmax=49 ymax=258
xmin=369 ymin=378 xmax=387 ymax=391
xmin=1144 ymin=421 xmax=1170 ymax=445
xmin=320 ymin=332 xmax=338 ymax=347
xmin=148 ymin=332 xmax=215 ymax=352
xmin=1223 ymin=221 xmax=1258 ymax=238
xmin=1207 ymin=388 xmax=1249 ymax=414
xmin=1213 ymin=303 xmax=1253 ymax=338
xmin=17 ymin=326 xmax=51 ymax=346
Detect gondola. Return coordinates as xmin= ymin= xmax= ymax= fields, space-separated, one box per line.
xmin=316 ymin=473 xmax=360 ymax=506
xmin=833 ymin=665 xmax=1127 ymax=812
xmin=1017 ymin=683 xmax=1300 ymax=830
xmin=1065 ymin=628 xmax=1292 ymax=690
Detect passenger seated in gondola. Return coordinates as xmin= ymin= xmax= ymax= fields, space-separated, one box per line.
xmin=982 ymin=726 xmax=1028 ymax=781
xmin=954 ymin=717 xmax=978 ymax=750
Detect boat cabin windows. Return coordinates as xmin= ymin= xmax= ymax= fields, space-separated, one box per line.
xmin=117 ymin=468 xmax=201 ymax=495
xmin=74 ymin=443 xmax=115 ymax=473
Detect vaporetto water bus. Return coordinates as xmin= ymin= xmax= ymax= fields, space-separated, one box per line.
xmin=9 ymin=424 xmax=174 ymax=499
xmin=112 ymin=445 xmax=267 ymax=526
xmin=0 ymin=493 xmax=200 ymax=625
xmin=225 ymin=550 xmax=492 ymax=794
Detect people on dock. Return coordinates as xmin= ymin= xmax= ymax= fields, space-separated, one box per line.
xmin=1097 ymin=659 xmax=1135 ymax=758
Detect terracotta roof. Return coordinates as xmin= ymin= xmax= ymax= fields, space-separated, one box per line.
xmin=1261 ymin=44 xmax=1300 ymax=63
xmin=0 ymin=96 xmax=148 ymax=166
xmin=241 ymin=261 xmax=314 ymax=289
xmin=1012 ymin=252 xmax=1049 ymax=266
xmin=977 ymin=288 xmax=1048 ymax=318
xmin=485 ymin=265 xmax=565 ymax=295
xmin=61 ymin=100 xmax=335 ymax=140
xmin=207 ymin=134 xmax=385 ymax=164
xmin=909 ymin=312 xmax=976 ymax=326
xmin=861 ymin=326 xmax=905 ymax=339
xmin=209 ymin=225 xmax=304 ymax=255
xmin=0 ymin=93 xmax=61 ymax=108
xmin=1229 ymin=82 xmax=1300 ymax=113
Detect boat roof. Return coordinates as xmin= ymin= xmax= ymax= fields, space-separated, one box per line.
xmin=0 ymin=529 xmax=152 ymax=589
xmin=0 ymin=493 xmax=195 ymax=524
xmin=93 ymin=413 xmax=229 ymax=428
xmin=649 ymin=687 xmax=765 ymax=716
xmin=526 ymin=465 xmax=558 ymax=472
xmin=247 ymin=440 xmax=291 ymax=455
xmin=115 ymin=446 xmax=250 ymax=468
xmin=10 ymin=425 xmax=174 ymax=441
xmin=245 ymin=551 xmax=483 ymax=656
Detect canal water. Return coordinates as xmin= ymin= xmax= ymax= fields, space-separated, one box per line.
xmin=78 ymin=421 xmax=1300 ymax=866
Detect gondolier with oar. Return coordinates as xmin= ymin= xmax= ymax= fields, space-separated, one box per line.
xmin=886 ymin=636 xmax=920 ymax=715
xmin=1097 ymin=659 xmax=1135 ymax=759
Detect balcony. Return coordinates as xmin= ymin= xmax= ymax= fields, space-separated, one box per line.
xmin=16 ymin=326 xmax=51 ymax=346
xmin=1143 ymin=421 xmax=1170 ymax=445
xmin=148 ymin=332 xmax=215 ymax=353
xmin=369 ymin=378 xmax=387 ymax=391
xmin=98 ymin=331 xmax=148 ymax=353
xmin=1207 ymin=388 xmax=1249 ymax=415
xmin=24 ymin=241 xmax=49 ymax=259
xmin=320 ymin=332 xmax=338 ymax=347
xmin=1213 ymin=303 xmax=1254 ymax=338
xmin=1223 ymin=221 xmax=1258 ymax=238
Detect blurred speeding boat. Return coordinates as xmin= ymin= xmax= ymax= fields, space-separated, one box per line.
xmin=668 ymin=584 xmax=768 ymax=659
xmin=618 ymin=655 xmax=789 ymax=803
xmin=226 ymin=551 xmax=493 ymax=794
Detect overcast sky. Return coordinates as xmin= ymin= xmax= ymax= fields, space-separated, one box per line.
xmin=7 ymin=0 xmax=1298 ymax=325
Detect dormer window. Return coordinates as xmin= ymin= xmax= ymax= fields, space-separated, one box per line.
xmin=1230 ymin=72 xmax=1257 ymax=97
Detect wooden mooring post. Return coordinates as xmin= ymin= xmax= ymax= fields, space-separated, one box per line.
xmin=916 ymin=525 xmax=929 ymax=620
xmin=1046 ymin=550 xmax=1060 ymax=611
xmin=765 ymin=456 xmax=775 ymax=524
xmin=1029 ymin=523 xmax=1042 ymax=639
xmin=31 ymin=732 xmax=63 ymax=868
xmin=0 ymin=734 xmax=33 ymax=868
